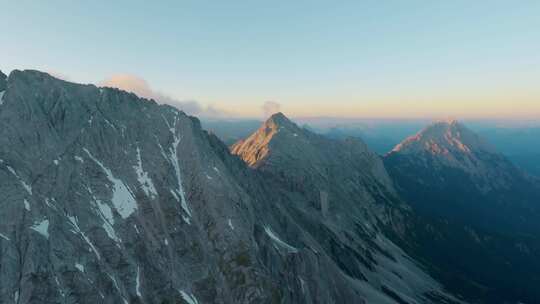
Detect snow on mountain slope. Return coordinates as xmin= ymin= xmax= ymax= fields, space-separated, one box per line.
xmin=0 ymin=70 xmax=462 ymax=303
xmin=232 ymin=113 xmax=462 ymax=304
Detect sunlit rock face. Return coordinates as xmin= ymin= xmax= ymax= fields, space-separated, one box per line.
xmin=391 ymin=120 xmax=495 ymax=155
xmin=0 ymin=70 xmax=460 ymax=304
xmin=232 ymin=113 xmax=462 ymax=304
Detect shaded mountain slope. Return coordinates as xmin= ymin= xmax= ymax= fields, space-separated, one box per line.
xmin=385 ymin=120 xmax=540 ymax=236
xmin=384 ymin=120 xmax=540 ymax=303
xmin=232 ymin=113 xmax=462 ymax=304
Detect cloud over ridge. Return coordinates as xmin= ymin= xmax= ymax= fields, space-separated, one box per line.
xmin=100 ymin=74 xmax=227 ymax=117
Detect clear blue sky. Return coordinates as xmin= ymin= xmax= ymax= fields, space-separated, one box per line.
xmin=2 ymin=1 xmax=539 ymax=118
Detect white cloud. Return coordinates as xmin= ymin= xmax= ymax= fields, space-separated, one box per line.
xmin=262 ymin=101 xmax=281 ymax=118
xmin=100 ymin=74 xmax=228 ymax=117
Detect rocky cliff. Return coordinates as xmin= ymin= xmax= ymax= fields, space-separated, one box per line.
xmin=0 ymin=70 xmax=460 ymax=304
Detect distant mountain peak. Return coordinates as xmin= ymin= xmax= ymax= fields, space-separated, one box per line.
xmin=267 ymin=111 xmax=288 ymax=123
xmin=230 ymin=112 xmax=302 ymax=167
xmin=390 ymin=120 xmax=494 ymax=155
xmin=263 ymin=112 xmax=298 ymax=131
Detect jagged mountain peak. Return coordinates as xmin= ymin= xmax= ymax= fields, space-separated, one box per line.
xmin=262 ymin=112 xmax=299 ymax=132
xmin=390 ymin=119 xmax=494 ymax=155
xmin=266 ymin=111 xmax=288 ymax=124
xmin=230 ymin=112 xmax=305 ymax=167
xmin=232 ymin=110 xmax=396 ymax=195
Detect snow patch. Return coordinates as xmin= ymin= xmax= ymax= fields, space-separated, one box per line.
xmin=74 ymin=156 xmax=84 ymax=163
xmin=87 ymin=186 xmax=121 ymax=245
xmin=6 ymin=165 xmax=32 ymax=195
xmin=264 ymin=226 xmax=298 ymax=253
xmin=136 ymin=266 xmax=142 ymax=297
xmin=228 ymin=219 xmax=234 ymax=230
xmin=0 ymin=91 xmax=5 ymax=105
xmin=133 ymin=147 xmax=157 ymax=198
xmin=106 ymin=273 xmax=129 ymax=304
xmin=53 ymin=159 xmax=59 ymax=165
xmin=163 ymin=117 xmax=192 ymax=224
xmin=84 ymin=148 xmax=138 ymax=219
xmin=179 ymin=290 xmax=199 ymax=304
xmin=98 ymin=202 xmax=121 ymax=243
xmin=24 ymin=199 xmax=30 ymax=211
xmin=0 ymin=232 xmax=10 ymax=241
xmin=75 ymin=263 xmax=85 ymax=272
xmin=67 ymin=216 xmax=101 ymax=260
xmin=30 ymin=219 xmax=49 ymax=239
xmin=299 ymin=277 xmax=306 ymax=294
xmin=107 ymin=273 xmax=123 ymax=296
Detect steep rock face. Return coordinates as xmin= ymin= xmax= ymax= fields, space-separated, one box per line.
xmin=0 ymin=70 xmax=6 ymax=91
xmin=232 ymin=113 xmax=461 ymax=304
xmin=0 ymin=70 xmax=459 ymax=304
xmin=385 ymin=120 xmax=540 ymax=235
xmin=231 ymin=112 xmax=394 ymax=197
xmin=0 ymin=70 xmax=275 ymax=304
xmin=0 ymin=70 xmax=6 ymax=104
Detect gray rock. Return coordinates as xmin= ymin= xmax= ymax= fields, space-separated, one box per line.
xmin=232 ymin=113 xmax=462 ymax=304
xmin=0 ymin=70 xmax=462 ymax=304
xmin=0 ymin=70 xmax=6 ymax=91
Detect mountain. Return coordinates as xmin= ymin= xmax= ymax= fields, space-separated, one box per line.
xmin=385 ymin=120 xmax=540 ymax=235
xmin=232 ymin=113 xmax=464 ymax=303
xmin=384 ymin=120 xmax=540 ymax=303
xmin=0 ymin=70 xmax=460 ymax=304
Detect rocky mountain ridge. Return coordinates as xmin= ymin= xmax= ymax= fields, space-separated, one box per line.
xmin=0 ymin=70 xmax=460 ymax=304
xmin=232 ymin=113 xmax=540 ymax=304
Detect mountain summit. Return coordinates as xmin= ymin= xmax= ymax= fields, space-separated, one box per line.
xmin=391 ymin=120 xmax=495 ymax=156
xmin=230 ymin=112 xmax=303 ymax=167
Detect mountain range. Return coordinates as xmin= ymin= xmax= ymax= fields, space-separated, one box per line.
xmin=1 ymin=69 xmax=539 ymax=303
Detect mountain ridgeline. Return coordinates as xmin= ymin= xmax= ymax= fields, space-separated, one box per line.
xmin=0 ymin=69 xmax=539 ymax=304
xmin=0 ymin=70 xmax=461 ymax=304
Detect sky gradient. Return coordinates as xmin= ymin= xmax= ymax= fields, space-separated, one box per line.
xmin=2 ymin=1 xmax=539 ymax=119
